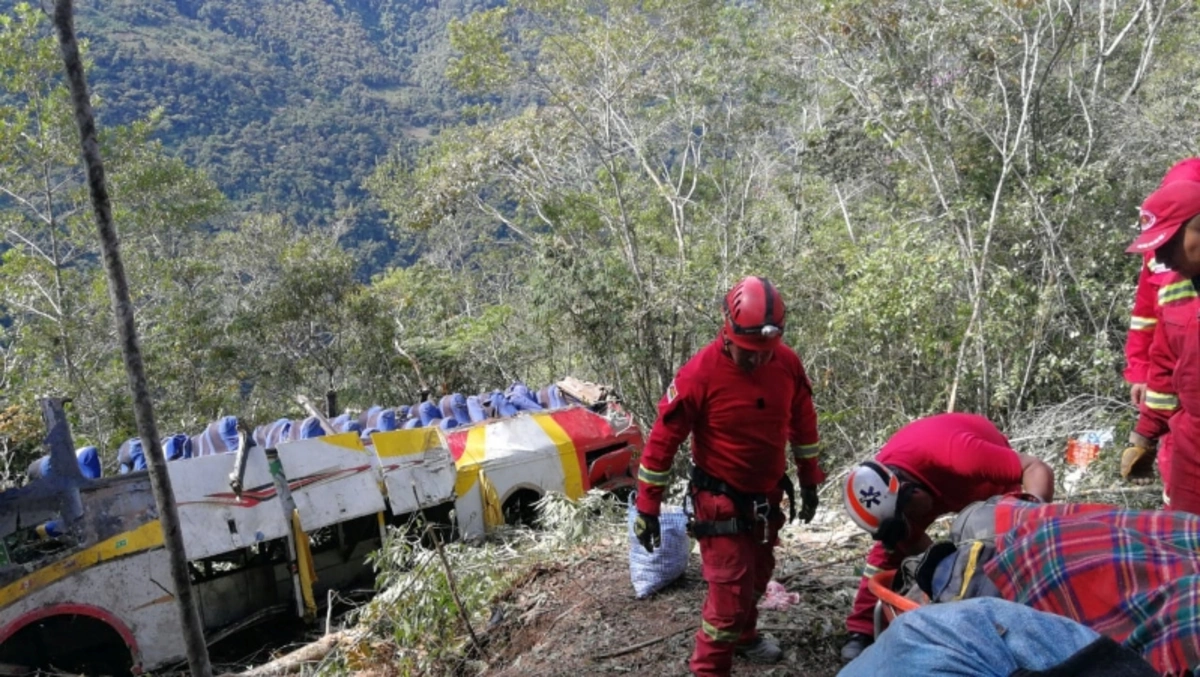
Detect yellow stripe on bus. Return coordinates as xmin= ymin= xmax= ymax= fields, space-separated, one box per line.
xmin=454 ymin=425 xmax=489 ymax=499
xmin=372 ymin=428 xmax=438 ymax=458
xmin=533 ymin=413 xmax=585 ymax=499
xmin=0 ymin=520 xmax=163 ymax=609
xmin=319 ymin=431 xmax=367 ymax=451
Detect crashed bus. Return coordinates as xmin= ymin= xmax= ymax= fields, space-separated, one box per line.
xmin=0 ymin=379 xmax=642 ymax=675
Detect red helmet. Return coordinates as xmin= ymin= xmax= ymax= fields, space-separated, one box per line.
xmin=723 ymin=276 xmax=785 ymax=350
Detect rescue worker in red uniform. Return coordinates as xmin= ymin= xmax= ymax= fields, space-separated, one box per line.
xmin=1126 ymin=179 xmax=1200 ymax=516
xmin=1124 ymin=256 xmax=1166 ymax=407
xmin=838 ymin=413 xmax=1055 ymax=663
xmin=1121 ymin=158 xmax=1200 ymax=493
xmin=1122 ymin=270 xmax=1199 ymax=499
xmin=632 ymin=276 xmax=824 ymax=677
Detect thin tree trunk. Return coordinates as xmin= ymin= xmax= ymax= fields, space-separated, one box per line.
xmin=50 ymin=3 xmax=213 ymax=676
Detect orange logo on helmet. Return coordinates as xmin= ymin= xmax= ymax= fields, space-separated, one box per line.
xmin=1139 ymin=208 xmax=1157 ymax=232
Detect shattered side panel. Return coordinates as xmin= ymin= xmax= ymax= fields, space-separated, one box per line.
xmin=370 ymin=428 xmax=457 ymax=516
xmin=169 ymin=449 xmax=291 ymax=561
xmin=194 ymin=562 xmax=281 ymax=631
xmin=275 ymin=433 xmax=387 ymax=532
xmin=0 ymin=474 xmax=157 ymax=593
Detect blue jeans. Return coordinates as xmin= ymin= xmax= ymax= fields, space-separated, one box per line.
xmin=839 ymin=598 xmax=1101 ymax=677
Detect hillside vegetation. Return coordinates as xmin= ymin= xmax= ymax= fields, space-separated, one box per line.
xmin=2 ymin=0 xmax=1199 ymax=483
xmin=0 ymin=0 xmax=503 ymax=267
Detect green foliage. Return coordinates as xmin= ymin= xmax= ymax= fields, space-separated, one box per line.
xmin=0 ymin=0 xmax=512 ymax=271
xmin=369 ymin=0 xmax=1198 ymax=457
xmin=351 ymin=491 xmax=623 ymax=674
xmin=3 ymin=0 xmax=1194 ymax=502
xmin=0 ymin=404 xmax=42 ymax=489
xmin=0 ymin=3 xmax=225 ymax=450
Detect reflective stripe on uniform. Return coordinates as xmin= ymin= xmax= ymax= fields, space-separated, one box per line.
xmin=861 ymin=563 xmax=882 ymax=579
xmin=1146 ymin=390 xmax=1180 ymax=412
xmin=791 ymin=442 xmax=820 ymax=459
xmin=637 ymin=464 xmax=672 ymax=487
xmin=701 ymin=619 xmax=741 ymax=643
xmin=1131 ymin=315 xmax=1158 ymax=331
xmin=1159 ymin=281 xmax=1199 ymax=306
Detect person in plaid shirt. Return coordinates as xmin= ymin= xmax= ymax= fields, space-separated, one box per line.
xmin=926 ymin=496 xmax=1200 ymax=675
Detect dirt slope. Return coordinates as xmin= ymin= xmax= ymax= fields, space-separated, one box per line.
xmin=480 ymin=520 xmax=866 ymax=676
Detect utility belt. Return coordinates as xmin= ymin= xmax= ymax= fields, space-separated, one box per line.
xmin=686 ymin=464 xmax=796 ymax=543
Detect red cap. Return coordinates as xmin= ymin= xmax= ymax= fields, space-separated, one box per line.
xmin=1127 ymin=181 xmax=1200 ymax=254
xmin=1161 ymin=158 xmax=1200 ymax=187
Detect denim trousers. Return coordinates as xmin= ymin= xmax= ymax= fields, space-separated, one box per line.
xmin=839 ymin=598 xmax=1101 ymax=677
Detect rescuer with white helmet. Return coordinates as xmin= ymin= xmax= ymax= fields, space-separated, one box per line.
xmin=838 ymin=413 xmax=1055 ymax=664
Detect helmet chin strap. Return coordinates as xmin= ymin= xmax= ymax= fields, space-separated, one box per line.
xmin=875 ymin=481 xmax=919 ymax=550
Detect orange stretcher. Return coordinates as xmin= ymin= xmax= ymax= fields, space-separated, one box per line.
xmin=867 ymin=570 xmax=924 ymax=638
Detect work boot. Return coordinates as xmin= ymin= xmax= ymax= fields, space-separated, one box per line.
xmin=840 ymin=632 xmax=873 ymax=663
xmin=735 ymin=635 xmax=783 ymax=663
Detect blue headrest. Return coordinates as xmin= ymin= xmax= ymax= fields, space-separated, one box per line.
xmin=256 ymin=418 xmax=293 ymax=448
xmin=374 ymin=408 xmax=397 ymax=432
xmin=438 ymin=417 xmax=459 ymax=430
xmin=488 ymin=390 xmax=518 ymax=418
xmin=195 ymin=416 xmax=240 ymax=456
xmin=217 ymin=415 xmax=239 ymax=451
xmin=360 ymin=406 xmax=382 ymax=428
xmin=162 ymin=434 xmax=192 ymax=462
xmin=507 ymin=385 xmax=543 ymax=412
xmin=466 ymin=395 xmax=487 ymax=423
xmin=75 ymin=446 xmax=101 ymax=479
xmin=295 ymin=416 xmax=325 ymax=440
xmin=27 ymin=455 xmax=51 ymax=481
xmin=444 ymin=394 xmax=470 ymax=426
xmin=118 ymin=438 xmax=146 ymax=473
xmin=418 ymin=401 xmax=441 ymax=426
xmin=402 ymin=416 xmax=421 ymax=429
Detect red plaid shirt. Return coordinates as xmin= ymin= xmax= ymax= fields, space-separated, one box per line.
xmin=983 ymin=499 xmax=1200 ymax=676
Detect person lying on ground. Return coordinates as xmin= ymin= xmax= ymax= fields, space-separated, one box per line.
xmin=838 ymin=597 xmax=1157 ymax=677
xmin=899 ymin=494 xmax=1200 ymax=676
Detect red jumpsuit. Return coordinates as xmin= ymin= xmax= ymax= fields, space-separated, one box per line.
xmin=1125 ymin=257 xmax=1170 ymax=384
xmin=1135 ymin=273 xmax=1199 ymax=500
xmin=1166 ymin=279 xmax=1200 ymax=515
xmin=844 ymin=413 xmax=1023 ymax=636
xmin=635 ymin=335 xmax=822 ymax=677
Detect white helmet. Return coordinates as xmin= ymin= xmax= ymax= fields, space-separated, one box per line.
xmin=843 ymin=461 xmax=901 ymax=535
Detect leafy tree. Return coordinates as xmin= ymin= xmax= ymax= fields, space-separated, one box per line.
xmin=0 ymin=3 xmax=224 ymax=455
xmin=375 ymin=0 xmax=1197 ymax=459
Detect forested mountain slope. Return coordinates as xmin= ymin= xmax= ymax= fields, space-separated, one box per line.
xmin=1 ymin=0 xmax=500 ymax=265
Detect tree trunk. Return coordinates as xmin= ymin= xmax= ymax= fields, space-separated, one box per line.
xmin=50 ymin=3 xmax=213 ymax=675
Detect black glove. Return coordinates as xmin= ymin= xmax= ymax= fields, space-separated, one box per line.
xmin=634 ymin=512 xmax=661 ymax=553
xmin=798 ymin=485 xmax=819 ymax=524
